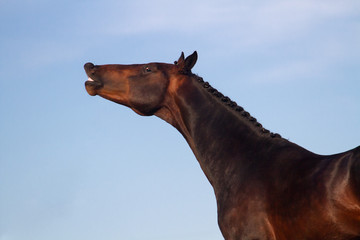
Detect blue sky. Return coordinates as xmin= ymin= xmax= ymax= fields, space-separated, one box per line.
xmin=0 ymin=0 xmax=359 ymax=239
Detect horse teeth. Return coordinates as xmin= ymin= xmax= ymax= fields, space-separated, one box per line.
xmin=87 ymin=77 xmax=95 ymax=82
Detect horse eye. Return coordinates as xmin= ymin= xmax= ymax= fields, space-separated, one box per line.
xmin=145 ymin=66 xmax=152 ymax=73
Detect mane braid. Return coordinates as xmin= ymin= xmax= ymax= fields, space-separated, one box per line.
xmin=192 ymin=74 xmax=281 ymax=139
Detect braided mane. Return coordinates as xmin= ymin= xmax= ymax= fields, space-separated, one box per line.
xmin=192 ymin=74 xmax=281 ymax=139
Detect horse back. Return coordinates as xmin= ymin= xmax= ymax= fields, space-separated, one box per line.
xmin=330 ymin=145 xmax=360 ymax=237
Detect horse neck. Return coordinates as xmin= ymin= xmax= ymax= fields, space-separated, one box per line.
xmin=155 ymin=74 xmax=287 ymax=189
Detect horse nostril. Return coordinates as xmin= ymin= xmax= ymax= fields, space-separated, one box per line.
xmin=84 ymin=62 xmax=95 ymax=71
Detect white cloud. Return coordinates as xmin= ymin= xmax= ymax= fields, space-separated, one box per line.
xmin=98 ymin=0 xmax=360 ymax=45
xmin=214 ymin=0 xmax=360 ymax=48
xmin=247 ymin=37 xmax=359 ymax=84
xmin=99 ymin=0 xmax=229 ymax=35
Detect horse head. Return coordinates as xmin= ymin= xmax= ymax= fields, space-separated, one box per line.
xmin=84 ymin=51 xmax=198 ymax=116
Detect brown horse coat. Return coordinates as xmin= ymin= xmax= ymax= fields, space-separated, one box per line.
xmin=84 ymin=52 xmax=360 ymax=240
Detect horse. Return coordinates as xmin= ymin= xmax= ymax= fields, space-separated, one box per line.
xmin=84 ymin=51 xmax=360 ymax=240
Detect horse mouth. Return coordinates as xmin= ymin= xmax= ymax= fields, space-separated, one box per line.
xmin=85 ymin=76 xmax=103 ymax=96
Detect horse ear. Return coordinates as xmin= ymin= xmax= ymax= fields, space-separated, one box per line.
xmin=175 ymin=52 xmax=185 ymax=66
xmin=184 ymin=51 xmax=198 ymax=71
xmin=175 ymin=51 xmax=197 ymax=73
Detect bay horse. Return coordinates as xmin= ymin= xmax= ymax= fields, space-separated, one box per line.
xmin=84 ymin=51 xmax=360 ymax=240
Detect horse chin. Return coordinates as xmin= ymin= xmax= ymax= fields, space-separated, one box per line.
xmin=85 ymin=79 xmax=103 ymax=96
